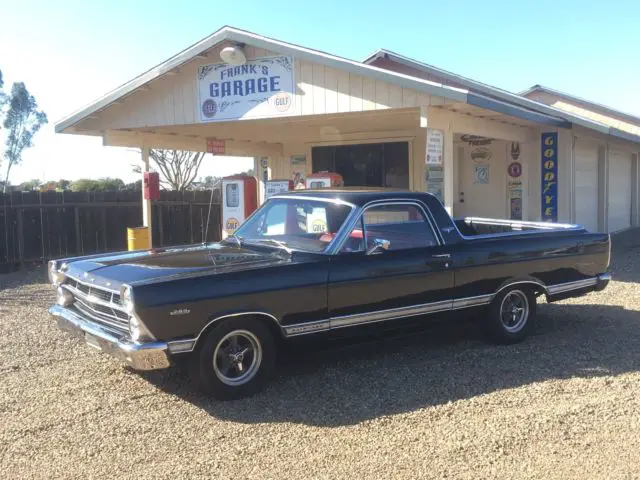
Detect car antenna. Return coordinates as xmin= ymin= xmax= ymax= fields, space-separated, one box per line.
xmin=202 ymin=183 xmax=216 ymax=245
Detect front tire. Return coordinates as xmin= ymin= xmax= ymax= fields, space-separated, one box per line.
xmin=484 ymin=287 xmax=536 ymax=344
xmin=192 ymin=317 xmax=276 ymax=400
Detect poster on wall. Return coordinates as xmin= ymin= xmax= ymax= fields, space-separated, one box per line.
xmin=508 ymin=180 xmax=523 ymax=220
xmin=473 ymin=164 xmax=490 ymax=184
xmin=540 ymin=132 xmax=558 ymax=222
xmin=198 ymin=56 xmax=295 ymax=123
xmin=426 ymin=129 xmax=444 ymax=164
xmin=425 ymin=165 xmax=444 ymax=203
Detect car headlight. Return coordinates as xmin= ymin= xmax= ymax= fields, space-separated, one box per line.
xmin=121 ymin=285 xmax=135 ymax=314
xmin=48 ymin=261 xmax=66 ymax=286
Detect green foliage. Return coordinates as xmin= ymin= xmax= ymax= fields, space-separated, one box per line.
xmin=2 ymin=82 xmax=48 ymax=192
xmin=18 ymin=178 xmax=41 ymax=191
xmin=70 ymin=177 xmax=125 ymax=192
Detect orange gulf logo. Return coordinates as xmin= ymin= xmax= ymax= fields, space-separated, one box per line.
xmin=226 ymin=217 xmax=240 ymax=232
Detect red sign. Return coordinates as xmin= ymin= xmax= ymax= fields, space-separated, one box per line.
xmin=508 ymin=161 xmax=522 ymax=178
xmin=206 ymin=138 xmax=225 ymax=155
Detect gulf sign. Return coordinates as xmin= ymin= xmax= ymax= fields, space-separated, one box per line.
xmin=540 ymin=132 xmax=558 ymax=222
xmin=197 ymin=56 xmax=295 ymax=123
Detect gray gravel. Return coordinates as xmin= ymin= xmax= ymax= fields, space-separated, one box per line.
xmin=1 ymin=246 xmax=640 ymax=479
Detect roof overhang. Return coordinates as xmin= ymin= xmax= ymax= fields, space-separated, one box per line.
xmin=365 ymin=49 xmax=640 ymax=145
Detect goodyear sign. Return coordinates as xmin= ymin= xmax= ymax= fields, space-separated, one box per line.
xmin=540 ymin=132 xmax=558 ymax=222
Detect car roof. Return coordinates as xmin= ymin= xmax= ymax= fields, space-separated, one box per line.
xmin=271 ymin=188 xmax=437 ymax=207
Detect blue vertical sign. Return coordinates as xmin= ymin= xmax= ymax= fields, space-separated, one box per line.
xmin=541 ymin=132 xmax=558 ymax=222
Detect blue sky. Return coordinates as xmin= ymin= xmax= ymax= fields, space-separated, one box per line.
xmin=1 ymin=0 xmax=639 ymax=184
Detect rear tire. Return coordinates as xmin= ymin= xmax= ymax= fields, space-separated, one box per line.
xmin=191 ymin=317 xmax=276 ymax=400
xmin=484 ymin=287 xmax=536 ymax=344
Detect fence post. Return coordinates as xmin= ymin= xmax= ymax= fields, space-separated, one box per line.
xmin=17 ymin=208 xmax=25 ymax=269
xmin=74 ymin=207 xmax=82 ymax=255
xmin=189 ymin=203 xmax=194 ymax=244
xmin=101 ymin=208 xmax=107 ymax=251
xmin=158 ymin=204 xmax=164 ymax=247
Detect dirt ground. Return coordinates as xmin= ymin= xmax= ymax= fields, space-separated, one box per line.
xmin=1 ymin=245 xmax=639 ymax=479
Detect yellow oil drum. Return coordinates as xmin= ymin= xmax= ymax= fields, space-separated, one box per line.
xmin=127 ymin=227 xmax=150 ymax=251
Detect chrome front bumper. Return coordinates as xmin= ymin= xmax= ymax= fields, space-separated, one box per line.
xmin=50 ymin=304 xmax=172 ymax=371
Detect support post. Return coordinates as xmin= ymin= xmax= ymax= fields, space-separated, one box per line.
xmin=443 ymin=126 xmax=454 ymax=216
xmin=141 ymin=146 xmax=153 ymax=249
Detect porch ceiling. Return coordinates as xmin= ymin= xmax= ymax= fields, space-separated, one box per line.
xmin=125 ymin=108 xmax=422 ymax=144
xmin=432 ymin=102 xmax=543 ymax=129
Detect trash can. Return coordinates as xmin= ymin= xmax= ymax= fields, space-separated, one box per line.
xmin=127 ymin=227 xmax=150 ymax=251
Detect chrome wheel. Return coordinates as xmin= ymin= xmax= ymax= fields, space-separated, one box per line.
xmin=213 ymin=330 xmax=263 ymax=386
xmin=499 ymin=290 xmax=529 ymax=333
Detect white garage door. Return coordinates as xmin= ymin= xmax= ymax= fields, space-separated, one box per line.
xmin=574 ymin=140 xmax=599 ymax=232
xmin=608 ymin=149 xmax=632 ymax=232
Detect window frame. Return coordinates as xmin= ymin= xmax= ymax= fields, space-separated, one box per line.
xmin=335 ymin=200 xmax=442 ymax=254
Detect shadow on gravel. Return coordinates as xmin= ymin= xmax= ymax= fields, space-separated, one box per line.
xmin=141 ymin=301 xmax=640 ymax=427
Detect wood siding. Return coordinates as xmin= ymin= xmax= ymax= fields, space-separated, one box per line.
xmin=81 ymin=44 xmax=447 ymax=132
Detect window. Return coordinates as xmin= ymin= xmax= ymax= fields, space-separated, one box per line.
xmin=341 ymin=203 xmax=438 ymax=253
xmin=225 ymin=184 xmax=239 ymax=207
xmin=234 ymin=198 xmax=353 ymax=253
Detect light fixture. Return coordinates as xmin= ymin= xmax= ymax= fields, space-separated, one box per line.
xmin=220 ymin=45 xmax=247 ymax=65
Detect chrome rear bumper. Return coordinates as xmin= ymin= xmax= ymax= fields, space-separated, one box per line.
xmin=50 ymin=304 xmax=172 ymax=371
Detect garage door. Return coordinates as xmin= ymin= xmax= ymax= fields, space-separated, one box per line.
xmin=574 ymin=140 xmax=599 ymax=232
xmin=608 ymin=149 xmax=632 ymax=232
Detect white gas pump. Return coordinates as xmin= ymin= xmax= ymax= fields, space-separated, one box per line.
xmin=221 ymin=175 xmax=258 ymax=238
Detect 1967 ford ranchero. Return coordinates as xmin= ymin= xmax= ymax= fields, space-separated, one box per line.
xmin=49 ymin=189 xmax=611 ymax=399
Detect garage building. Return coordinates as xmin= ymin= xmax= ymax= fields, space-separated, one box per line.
xmin=55 ymin=26 xmax=640 ymax=243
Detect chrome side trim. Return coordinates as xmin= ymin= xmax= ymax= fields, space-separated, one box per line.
xmin=452 ymin=294 xmax=492 ymax=309
xmin=547 ymin=277 xmax=599 ymax=295
xmin=283 ymin=299 xmax=453 ymax=337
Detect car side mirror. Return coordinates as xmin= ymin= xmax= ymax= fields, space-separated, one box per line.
xmin=367 ymin=238 xmax=391 ymax=255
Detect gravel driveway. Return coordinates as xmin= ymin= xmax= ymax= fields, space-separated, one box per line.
xmin=1 ymin=245 xmax=639 ymax=479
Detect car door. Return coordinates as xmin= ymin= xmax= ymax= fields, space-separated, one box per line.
xmin=327 ymin=201 xmax=455 ymax=328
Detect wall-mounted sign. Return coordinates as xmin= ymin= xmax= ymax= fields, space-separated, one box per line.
xmin=206 ymin=138 xmax=225 ymax=154
xmin=508 ymin=161 xmax=522 ymax=178
xmin=426 ymin=165 xmax=444 ymax=203
xmin=508 ymin=180 xmax=523 ymax=220
xmin=474 ymin=164 xmax=490 ymax=184
xmin=265 ymin=180 xmax=293 ymax=199
xmin=198 ymin=56 xmax=295 ymax=123
xmin=540 ymin=132 xmax=558 ymax=222
xmin=426 ymin=129 xmax=444 ymax=164
xmin=510 ymin=142 xmax=521 ymax=160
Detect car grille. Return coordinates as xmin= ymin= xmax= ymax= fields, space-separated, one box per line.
xmin=64 ymin=278 xmax=129 ymax=334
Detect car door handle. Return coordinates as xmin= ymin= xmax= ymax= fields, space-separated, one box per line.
xmin=430 ymin=253 xmax=451 ymax=268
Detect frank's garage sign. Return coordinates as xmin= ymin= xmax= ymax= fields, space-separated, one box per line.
xmin=540 ymin=132 xmax=558 ymax=222
xmin=198 ymin=56 xmax=295 ymax=122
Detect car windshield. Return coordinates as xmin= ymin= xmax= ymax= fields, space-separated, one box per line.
xmin=232 ymin=197 xmax=353 ymax=253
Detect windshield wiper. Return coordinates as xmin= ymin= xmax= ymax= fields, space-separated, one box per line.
xmin=248 ymin=239 xmax=292 ymax=255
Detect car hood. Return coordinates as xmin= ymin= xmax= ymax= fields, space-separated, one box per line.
xmin=64 ymin=243 xmax=288 ymax=291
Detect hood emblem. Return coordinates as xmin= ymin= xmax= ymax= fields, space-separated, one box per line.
xmin=170 ymin=308 xmax=191 ymax=316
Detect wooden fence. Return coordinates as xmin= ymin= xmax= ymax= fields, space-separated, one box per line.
xmin=0 ymin=190 xmax=222 ymax=273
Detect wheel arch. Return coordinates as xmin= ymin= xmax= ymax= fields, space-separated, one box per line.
xmin=491 ymin=277 xmax=549 ymax=301
xmin=193 ymin=311 xmax=285 ymax=352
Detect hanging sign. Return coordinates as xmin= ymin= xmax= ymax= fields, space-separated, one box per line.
xmin=426 ymin=129 xmax=444 ymax=164
xmin=206 ymin=138 xmax=225 ymax=154
xmin=198 ymin=56 xmax=295 ymax=123
xmin=540 ymin=132 xmax=558 ymax=222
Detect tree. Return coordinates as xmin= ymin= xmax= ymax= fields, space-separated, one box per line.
xmin=57 ymin=179 xmax=71 ymax=191
xmin=18 ymin=178 xmax=41 ymax=191
xmin=70 ymin=177 xmax=125 ymax=192
xmin=2 ymin=82 xmax=48 ymax=192
xmin=133 ymin=149 xmax=205 ymax=192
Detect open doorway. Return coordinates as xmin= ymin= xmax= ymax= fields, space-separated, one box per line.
xmin=311 ymin=142 xmax=409 ymax=188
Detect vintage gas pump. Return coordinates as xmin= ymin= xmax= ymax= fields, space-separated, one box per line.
xmin=265 ymin=179 xmax=293 ymax=199
xmin=305 ymin=171 xmax=344 ymax=189
xmin=221 ymin=175 xmax=258 ymax=237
